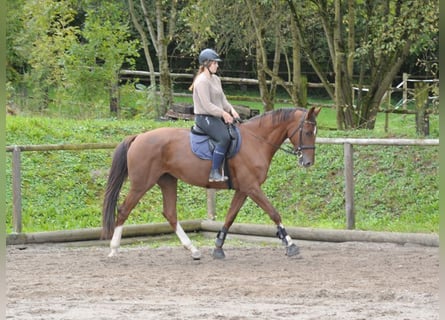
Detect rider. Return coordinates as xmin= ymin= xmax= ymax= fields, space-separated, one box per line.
xmin=190 ymin=48 xmax=240 ymax=182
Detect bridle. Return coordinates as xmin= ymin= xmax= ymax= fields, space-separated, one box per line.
xmin=285 ymin=115 xmax=317 ymax=158
xmin=240 ymin=110 xmax=316 ymax=158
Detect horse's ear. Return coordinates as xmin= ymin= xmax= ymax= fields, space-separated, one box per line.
xmin=307 ymin=106 xmax=321 ymax=119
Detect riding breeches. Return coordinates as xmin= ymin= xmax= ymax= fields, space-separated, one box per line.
xmin=195 ymin=115 xmax=231 ymax=151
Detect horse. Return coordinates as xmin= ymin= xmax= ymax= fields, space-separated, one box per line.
xmin=102 ymin=106 xmax=321 ymax=260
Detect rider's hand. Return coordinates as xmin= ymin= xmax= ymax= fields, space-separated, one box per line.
xmin=231 ymin=108 xmax=240 ymax=120
xmin=222 ymin=111 xmax=234 ymax=124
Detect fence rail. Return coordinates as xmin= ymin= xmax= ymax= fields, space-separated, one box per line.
xmin=6 ymin=138 xmax=439 ymax=234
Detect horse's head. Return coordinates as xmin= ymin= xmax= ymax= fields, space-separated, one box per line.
xmin=288 ymin=107 xmax=321 ymax=167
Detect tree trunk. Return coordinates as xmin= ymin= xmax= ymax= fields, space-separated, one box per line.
xmin=157 ymin=44 xmax=172 ymax=117
xmin=246 ymin=0 xmax=277 ymax=111
xmin=359 ymin=40 xmax=412 ymax=129
xmin=347 ymin=0 xmax=355 ymax=81
xmin=128 ymin=0 xmax=156 ymax=102
xmin=256 ymin=43 xmax=274 ymax=112
xmin=290 ymin=15 xmax=305 ymax=108
xmin=109 ymin=74 xmax=119 ymax=114
xmin=414 ymin=82 xmax=430 ymax=136
xmin=155 ymin=0 xmax=172 ymax=117
xmin=333 ymin=0 xmax=355 ymax=129
xmin=287 ymin=0 xmax=335 ymax=101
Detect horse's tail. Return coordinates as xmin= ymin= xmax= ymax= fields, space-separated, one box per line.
xmin=101 ymin=135 xmax=137 ymax=240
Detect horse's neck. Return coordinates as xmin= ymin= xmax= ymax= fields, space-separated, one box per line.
xmin=243 ymin=119 xmax=289 ymax=149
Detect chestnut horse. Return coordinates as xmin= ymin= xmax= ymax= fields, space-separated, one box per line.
xmin=102 ymin=107 xmax=320 ymax=259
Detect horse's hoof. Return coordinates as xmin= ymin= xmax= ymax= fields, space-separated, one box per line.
xmin=286 ymin=243 xmax=300 ymax=257
xmin=191 ymin=250 xmax=201 ymax=260
xmin=212 ymin=247 xmax=225 ymax=259
xmin=108 ymin=248 xmax=118 ymax=258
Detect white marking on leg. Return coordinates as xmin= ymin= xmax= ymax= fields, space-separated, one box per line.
xmin=108 ymin=225 xmax=123 ymax=257
xmin=285 ymin=235 xmax=294 ymax=246
xmin=175 ymin=222 xmax=201 ymax=260
xmin=279 ymin=223 xmax=294 ymax=246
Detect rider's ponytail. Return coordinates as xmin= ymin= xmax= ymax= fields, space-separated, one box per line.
xmin=188 ymin=65 xmax=206 ymax=91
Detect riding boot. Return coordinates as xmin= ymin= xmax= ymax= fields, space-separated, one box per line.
xmin=209 ymin=146 xmax=228 ymax=182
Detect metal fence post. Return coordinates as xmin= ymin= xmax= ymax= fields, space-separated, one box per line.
xmin=12 ymin=146 xmax=22 ymax=233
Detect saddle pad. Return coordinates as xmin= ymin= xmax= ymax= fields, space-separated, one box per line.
xmin=190 ymin=126 xmax=242 ymax=160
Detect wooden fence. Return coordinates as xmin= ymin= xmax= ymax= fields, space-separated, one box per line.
xmin=6 ymin=138 xmax=438 ymax=234
xmin=310 ymin=138 xmax=437 ymax=229
xmin=124 ymin=70 xmax=438 ymax=134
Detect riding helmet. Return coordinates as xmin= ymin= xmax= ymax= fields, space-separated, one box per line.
xmin=198 ymin=48 xmax=222 ymax=65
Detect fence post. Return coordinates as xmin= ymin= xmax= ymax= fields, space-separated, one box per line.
xmin=384 ymin=89 xmax=391 ymax=133
xmin=344 ymin=143 xmax=355 ymax=229
xmin=207 ymin=189 xmax=216 ymax=220
xmin=402 ymin=73 xmax=409 ymax=110
xmin=12 ymin=146 xmax=22 ymax=233
xmin=414 ymin=82 xmax=430 ymax=136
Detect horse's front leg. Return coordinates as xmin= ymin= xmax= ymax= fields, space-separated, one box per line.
xmin=247 ymin=188 xmax=300 ymax=257
xmin=212 ymin=190 xmax=248 ymax=259
xmin=276 ymin=223 xmax=300 ymax=256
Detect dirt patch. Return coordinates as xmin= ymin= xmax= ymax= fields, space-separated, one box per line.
xmin=6 ymin=238 xmax=439 ymax=320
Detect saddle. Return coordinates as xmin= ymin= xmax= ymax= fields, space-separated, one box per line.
xmin=189 ymin=124 xmax=242 ymax=160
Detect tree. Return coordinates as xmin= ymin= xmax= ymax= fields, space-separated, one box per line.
xmin=14 ymin=0 xmax=80 ymax=109
xmin=65 ymin=0 xmax=139 ymax=114
xmin=6 ymin=0 xmax=26 ymax=84
xmin=127 ymin=0 xmax=179 ymax=118
xmin=6 ymin=0 xmax=27 ymax=111
xmin=10 ymin=0 xmax=138 ymax=114
xmin=354 ymin=0 xmax=438 ymax=129
xmin=245 ymin=0 xmax=283 ymax=111
xmin=8 ymin=0 xmax=437 ymax=123
xmin=222 ymin=0 xmax=308 ymax=111
xmin=184 ymin=0 xmax=307 ymax=111
xmin=287 ymin=0 xmax=439 ymax=129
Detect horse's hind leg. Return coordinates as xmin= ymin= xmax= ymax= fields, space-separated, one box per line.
xmin=158 ymin=174 xmax=201 ymax=260
xmin=108 ymin=186 xmax=150 ymax=257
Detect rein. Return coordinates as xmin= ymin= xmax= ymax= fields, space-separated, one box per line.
xmin=241 ymin=110 xmax=316 ymax=158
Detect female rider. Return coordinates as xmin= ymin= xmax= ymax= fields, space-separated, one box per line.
xmin=190 ymin=48 xmax=240 ymax=182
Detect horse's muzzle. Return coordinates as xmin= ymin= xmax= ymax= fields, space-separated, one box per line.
xmin=298 ymin=157 xmax=314 ymax=167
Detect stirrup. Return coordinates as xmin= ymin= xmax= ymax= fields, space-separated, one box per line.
xmin=209 ymin=169 xmax=228 ymax=182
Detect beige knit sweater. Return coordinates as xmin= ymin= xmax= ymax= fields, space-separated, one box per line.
xmin=192 ymin=73 xmax=233 ymax=117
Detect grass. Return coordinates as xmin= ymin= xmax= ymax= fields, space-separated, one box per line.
xmin=5 ymin=94 xmax=439 ymax=235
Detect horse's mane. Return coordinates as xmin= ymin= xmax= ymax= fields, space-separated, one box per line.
xmin=246 ymin=107 xmax=306 ymax=126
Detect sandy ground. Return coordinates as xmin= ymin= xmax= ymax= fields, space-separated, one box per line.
xmin=6 ymin=237 xmax=439 ymax=320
